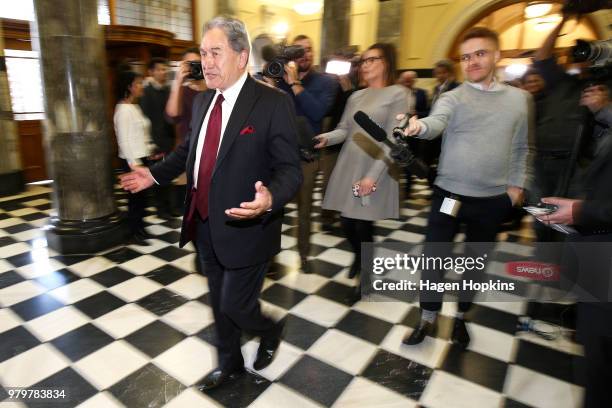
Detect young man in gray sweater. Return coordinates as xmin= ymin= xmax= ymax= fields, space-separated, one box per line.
xmin=401 ymin=27 xmax=533 ymax=347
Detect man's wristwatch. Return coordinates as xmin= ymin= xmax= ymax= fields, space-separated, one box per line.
xmin=289 ymin=80 xmax=302 ymax=86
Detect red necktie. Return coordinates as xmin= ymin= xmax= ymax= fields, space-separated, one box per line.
xmin=193 ymin=93 xmax=224 ymax=220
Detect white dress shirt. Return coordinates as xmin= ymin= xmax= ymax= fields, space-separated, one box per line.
xmin=193 ymin=71 xmax=249 ymax=186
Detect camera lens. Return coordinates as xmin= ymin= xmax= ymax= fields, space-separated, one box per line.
xmin=188 ymin=61 xmax=203 ymax=80
xmin=267 ymin=61 xmax=283 ymax=78
xmin=572 ymin=39 xmax=592 ymax=63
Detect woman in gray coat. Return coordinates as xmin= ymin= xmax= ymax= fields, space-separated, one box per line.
xmin=315 ymin=43 xmax=408 ymax=289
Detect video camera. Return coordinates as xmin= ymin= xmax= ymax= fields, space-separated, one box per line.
xmin=572 ymin=39 xmax=612 ymax=83
xmin=261 ymin=44 xmax=305 ymax=79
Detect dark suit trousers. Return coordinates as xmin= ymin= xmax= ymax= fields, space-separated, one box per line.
xmin=578 ymin=303 xmax=612 ymax=408
xmin=420 ymin=187 xmax=513 ymax=313
xmin=195 ymin=218 xmax=278 ymax=370
xmin=121 ymin=159 xmax=149 ymax=234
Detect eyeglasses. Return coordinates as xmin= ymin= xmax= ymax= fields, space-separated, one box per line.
xmin=460 ymin=49 xmax=491 ymax=62
xmin=359 ymin=56 xmax=384 ymax=66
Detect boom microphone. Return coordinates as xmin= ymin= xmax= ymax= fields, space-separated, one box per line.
xmin=353 ymin=111 xmax=430 ymax=179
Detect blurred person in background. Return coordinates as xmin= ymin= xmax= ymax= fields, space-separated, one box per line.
xmin=431 ymin=59 xmax=461 ymax=106
xmin=140 ymin=57 xmax=177 ymax=219
xmin=397 ymin=70 xmax=430 ymax=195
xmin=398 ymin=70 xmax=429 ymax=118
xmin=315 ymin=43 xmax=408 ymax=301
xmin=114 ymin=68 xmax=156 ymax=246
xmin=423 ymin=59 xmax=461 ymax=185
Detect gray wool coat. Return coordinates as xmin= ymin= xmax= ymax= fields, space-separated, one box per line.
xmin=321 ymin=85 xmax=409 ymax=221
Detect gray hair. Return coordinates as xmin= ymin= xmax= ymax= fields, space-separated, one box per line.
xmin=434 ymin=59 xmax=454 ymax=72
xmin=203 ymin=16 xmax=251 ymax=55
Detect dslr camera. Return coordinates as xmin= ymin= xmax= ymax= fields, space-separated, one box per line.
xmin=261 ymin=44 xmax=305 ymax=78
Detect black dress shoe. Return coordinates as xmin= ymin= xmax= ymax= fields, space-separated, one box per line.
xmin=402 ymin=322 xmax=434 ymax=345
xmin=253 ymin=336 xmax=281 ymax=371
xmin=347 ymin=262 xmax=360 ymax=279
xmin=344 ymin=285 xmax=361 ymax=304
xmin=128 ymin=234 xmax=150 ymax=246
xmin=300 ymin=257 xmax=311 ymax=274
xmin=199 ymin=367 xmax=245 ymax=391
xmin=137 ymin=228 xmax=153 ymax=239
xmin=451 ymin=318 xmax=470 ymax=348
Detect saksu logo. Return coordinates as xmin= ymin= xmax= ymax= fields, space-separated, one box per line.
xmin=506 ymin=262 xmax=560 ymax=281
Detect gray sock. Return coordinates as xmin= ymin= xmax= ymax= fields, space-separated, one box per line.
xmin=421 ymin=309 xmax=437 ymax=324
xmin=456 ymin=312 xmax=465 ymax=320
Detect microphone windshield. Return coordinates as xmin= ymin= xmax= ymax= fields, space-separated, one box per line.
xmin=353 ymin=111 xmax=387 ymax=142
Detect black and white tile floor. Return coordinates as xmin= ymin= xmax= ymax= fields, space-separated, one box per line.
xmin=0 ymin=178 xmax=585 ymax=407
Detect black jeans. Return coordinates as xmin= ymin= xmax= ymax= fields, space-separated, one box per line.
xmin=420 ymin=186 xmax=513 ymax=313
xmin=195 ymin=218 xmax=279 ymax=371
xmin=122 ymin=159 xmax=149 ymax=235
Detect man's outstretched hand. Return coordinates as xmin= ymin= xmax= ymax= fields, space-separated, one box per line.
xmin=225 ymin=181 xmax=273 ymax=219
xmin=119 ymin=164 xmax=155 ymax=193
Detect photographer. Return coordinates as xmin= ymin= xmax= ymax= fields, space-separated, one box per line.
xmin=539 ymin=83 xmax=612 ymax=408
xmin=275 ymin=35 xmax=338 ymax=272
xmin=166 ymin=48 xmax=207 ymax=146
xmin=531 ymin=14 xmax=591 ymax=214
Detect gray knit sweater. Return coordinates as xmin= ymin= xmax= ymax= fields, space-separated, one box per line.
xmin=418 ymin=83 xmax=534 ymax=197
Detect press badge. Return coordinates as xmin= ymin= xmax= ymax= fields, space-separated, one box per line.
xmin=440 ymin=196 xmax=461 ymax=217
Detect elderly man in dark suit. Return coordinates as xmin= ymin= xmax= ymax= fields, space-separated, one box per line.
xmin=120 ymin=16 xmax=302 ymax=390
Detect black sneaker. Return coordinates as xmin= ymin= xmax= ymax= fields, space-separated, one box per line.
xmin=451 ymin=318 xmax=470 ymax=349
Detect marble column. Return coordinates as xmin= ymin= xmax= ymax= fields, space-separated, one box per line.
xmin=0 ymin=25 xmax=24 ymax=196
xmin=320 ymin=0 xmax=351 ymax=59
xmin=376 ymin=0 xmax=403 ymax=50
xmin=31 ymin=0 xmax=128 ymax=254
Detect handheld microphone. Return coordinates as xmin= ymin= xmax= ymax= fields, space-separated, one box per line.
xmin=354 ymin=110 xmax=391 ymax=146
xmin=353 ymin=111 xmax=430 ymax=179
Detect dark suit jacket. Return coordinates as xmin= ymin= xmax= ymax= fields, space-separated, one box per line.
xmin=414 ymin=88 xmax=429 ymax=118
xmin=576 ymin=106 xmax=612 ymax=233
xmin=150 ymin=75 xmax=303 ymax=268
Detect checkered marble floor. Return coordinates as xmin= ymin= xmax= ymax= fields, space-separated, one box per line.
xmin=0 ymin=179 xmax=585 ymax=408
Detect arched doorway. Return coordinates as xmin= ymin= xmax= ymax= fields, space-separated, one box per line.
xmin=430 ymin=0 xmax=606 ymax=80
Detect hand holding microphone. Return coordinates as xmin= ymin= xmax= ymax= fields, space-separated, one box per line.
xmin=353 ymin=111 xmax=429 ymax=179
xmin=394 ymin=113 xmax=422 ymax=137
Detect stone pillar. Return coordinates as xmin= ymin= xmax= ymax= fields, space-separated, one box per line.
xmin=0 ymin=25 xmax=24 ymax=196
xmin=376 ymin=0 xmax=403 ymax=50
xmin=31 ymin=0 xmax=128 ymax=254
xmin=320 ymin=0 xmax=351 ymax=59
